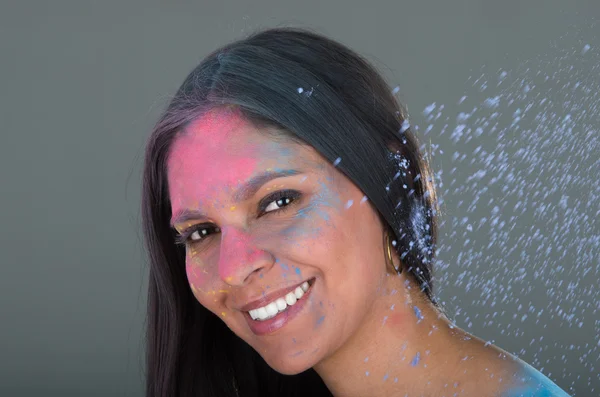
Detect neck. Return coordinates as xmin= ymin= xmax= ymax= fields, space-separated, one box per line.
xmin=313 ymin=274 xmax=514 ymax=397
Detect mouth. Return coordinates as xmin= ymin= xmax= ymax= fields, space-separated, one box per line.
xmin=243 ymin=277 xmax=316 ymax=336
xmin=246 ymin=277 xmax=316 ymax=321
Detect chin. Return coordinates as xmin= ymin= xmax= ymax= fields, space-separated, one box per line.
xmin=262 ymin=351 xmax=319 ymax=375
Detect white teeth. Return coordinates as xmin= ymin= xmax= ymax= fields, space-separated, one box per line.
xmin=256 ymin=307 xmax=268 ymax=319
xmin=249 ymin=310 xmax=258 ymax=320
xmin=275 ymin=298 xmax=287 ymax=311
xmin=248 ymin=280 xmax=312 ymax=321
xmin=285 ymin=292 xmax=297 ymax=305
xmin=265 ymin=302 xmax=278 ymax=316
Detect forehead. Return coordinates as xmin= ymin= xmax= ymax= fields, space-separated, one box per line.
xmin=166 ymin=109 xmax=323 ymax=206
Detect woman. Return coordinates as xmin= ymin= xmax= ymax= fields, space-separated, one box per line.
xmin=141 ymin=27 xmax=571 ymax=396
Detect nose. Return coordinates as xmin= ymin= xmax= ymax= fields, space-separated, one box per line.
xmin=217 ymin=226 xmax=275 ymax=286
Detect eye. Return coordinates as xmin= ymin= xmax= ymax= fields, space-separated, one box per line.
xmin=260 ymin=189 xmax=300 ymax=214
xmin=174 ymin=189 xmax=301 ymax=246
xmin=174 ymin=225 xmax=220 ymax=246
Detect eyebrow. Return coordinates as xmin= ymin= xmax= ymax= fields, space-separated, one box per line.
xmin=170 ymin=169 xmax=302 ymax=227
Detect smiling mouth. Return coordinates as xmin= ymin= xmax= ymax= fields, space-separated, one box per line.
xmin=247 ymin=278 xmax=316 ymax=321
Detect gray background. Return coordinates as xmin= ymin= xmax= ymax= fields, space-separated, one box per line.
xmin=1 ymin=1 xmax=598 ymax=396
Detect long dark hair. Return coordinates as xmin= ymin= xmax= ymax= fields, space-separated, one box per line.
xmin=141 ymin=26 xmax=441 ymax=397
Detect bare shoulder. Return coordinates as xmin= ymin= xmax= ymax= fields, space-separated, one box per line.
xmin=439 ymin=330 xmax=570 ymax=397
xmin=498 ymin=358 xmax=572 ymax=397
xmin=455 ymin=337 xmax=571 ymax=397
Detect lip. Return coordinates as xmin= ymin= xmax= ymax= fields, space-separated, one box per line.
xmin=243 ymin=278 xmax=316 ymax=336
xmin=239 ymin=278 xmax=315 ymax=312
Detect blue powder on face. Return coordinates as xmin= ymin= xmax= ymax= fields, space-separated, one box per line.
xmin=410 ymin=352 xmax=420 ymax=366
xmin=316 ymin=315 xmax=325 ymax=326
xmin=413 ymin=306 xmax=424 ymax=322
xmin=295 ymin=267 xmax=301 ymax=276
xmin=295 ymin=207 xmax=310 ymax=219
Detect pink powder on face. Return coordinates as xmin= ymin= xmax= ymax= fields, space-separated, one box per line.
xmin=167 ymin=108 xmax=273 ymax=285
xmin=181 ymin=107 xmax=245 ymax=149
xmin=217 ymin=227 xmax=273 ymax=283
xmin=168 ymin=109 xmax=261 ymax=216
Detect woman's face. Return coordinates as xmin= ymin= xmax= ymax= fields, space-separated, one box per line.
xmin=167 ymin=108 xmax=389 ymax=374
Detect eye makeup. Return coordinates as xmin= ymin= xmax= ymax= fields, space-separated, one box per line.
xmin=174 ymin=189 xmax=303 ymax=246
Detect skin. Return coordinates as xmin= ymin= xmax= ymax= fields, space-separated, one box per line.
xmin=166 ymin=107 xmax=567 ymax=397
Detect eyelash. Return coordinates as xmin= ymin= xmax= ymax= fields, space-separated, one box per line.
xmin=174 ymin=189 xmax=301 ymax=246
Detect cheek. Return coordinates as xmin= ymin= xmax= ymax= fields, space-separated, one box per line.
xmin=323 ymin=208 xmax=383 ymax=305
xmin=280 ymin=223 xmax=324 ymax=252
xmin=278 ymin=197 xmax=339 ymax=247
xmin=278 ymin=221 xmax=332 ymax=282
xmin=185 ymin=253 xmax=213 ymax=296
xmin=186 ymin=260 xmax=227 ymax=316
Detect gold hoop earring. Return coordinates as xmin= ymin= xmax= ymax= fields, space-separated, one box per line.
xmin=386 ymin=233 xmax=401 ymax=274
